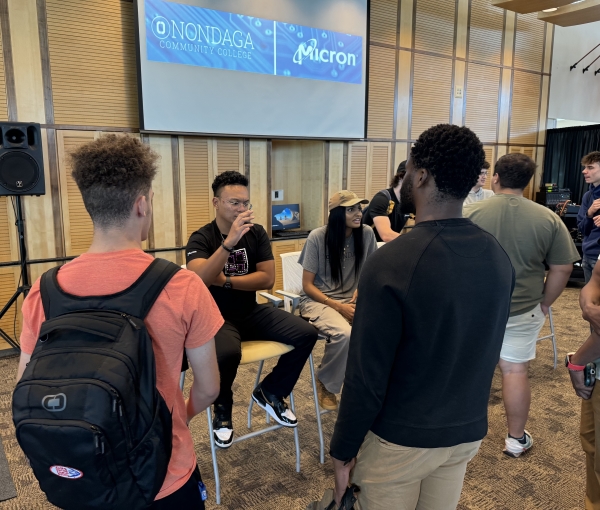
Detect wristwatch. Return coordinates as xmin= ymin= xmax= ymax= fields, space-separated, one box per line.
xmin=565 ymin=352 xmax=585 ymax=371
xmin=223 ymin=275 xmax=232 ymax=290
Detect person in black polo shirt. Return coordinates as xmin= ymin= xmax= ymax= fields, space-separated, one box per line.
xmin=330 ymin=125 xmax=515 ymax=509
xmin=186 ymin=171 xmax=317 ymax=448
xmin=363 ymin=161 xmax=407 ymax=242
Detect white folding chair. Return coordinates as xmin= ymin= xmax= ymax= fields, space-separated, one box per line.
xmin=537 ymin=306 xmax=558 ymax=369
xmin=276 ymin=251 xmax=330 ymax=464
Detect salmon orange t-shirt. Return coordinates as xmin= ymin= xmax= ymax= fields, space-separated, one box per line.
xmin=19 ymin=249 xmax=224 ymax=500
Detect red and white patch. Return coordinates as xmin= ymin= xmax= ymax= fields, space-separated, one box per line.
xmin=49 ymin=465 xmax=83 ymax=479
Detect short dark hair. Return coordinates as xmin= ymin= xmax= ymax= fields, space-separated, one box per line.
xmin=582 ymin=152 xmax=600 ymax=166
xmin=483 ymin=161 xmax=490 ymax=170
xmin=494 ymin=153 xmax=536 ymax=190
xmin=70 ymin=134 xmax=158 ymax=228
xmin=391 ymin=160 xmax=407 ymax=188
xmin=212 ymin=170 xmax=248 ymax=196
xmin=410 ymin=124 xmax=485 ymax=200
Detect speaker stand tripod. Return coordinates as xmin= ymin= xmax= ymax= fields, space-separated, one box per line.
xmin=0 ymin=196 xmax=28 ymax=351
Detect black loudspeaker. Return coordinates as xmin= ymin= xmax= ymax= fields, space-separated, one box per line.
xmin=0 ymin=122 xmax=45 ymax=196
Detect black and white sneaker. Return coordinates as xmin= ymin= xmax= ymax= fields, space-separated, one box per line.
xmin=252 ymin=384 xmax=298 ymax=428
xmin=212 ymin=403 xmax=234 ymax=448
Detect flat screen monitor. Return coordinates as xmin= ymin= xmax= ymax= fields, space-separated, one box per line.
xmin=134 ymin=0 xmax=368 ymax=139
xmin=272 ymin=204 xmax=301 ymax=231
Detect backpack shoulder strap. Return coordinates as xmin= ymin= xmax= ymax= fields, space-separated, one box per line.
xmin=134 ymin=258 xmax=181 ymax=319
xmin=39 ymin=258 xmax=181 ymax=320
xmin=380 ymin=189 xmax=391 ymax=200
xmin=40 ymin=266 xmax=62 ymax=320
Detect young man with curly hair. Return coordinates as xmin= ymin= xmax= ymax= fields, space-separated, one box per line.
xmin=578 ymin=151 xmax=600 ymax=282
xmin=16 ymin=135 xmax=222 ymax=508
xmin=463 ymin=160 xmax=494 ymax=205
xmin=330 ymin=124 xmax=515 ymax=510
xmin=185 ymin=171 xmax=317 ymax=448
xmin=465 ymin=153 xmax=579 ymax=459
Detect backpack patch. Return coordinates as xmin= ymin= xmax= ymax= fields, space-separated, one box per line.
xmin=50 ymin=466 xmax=83 ymax=480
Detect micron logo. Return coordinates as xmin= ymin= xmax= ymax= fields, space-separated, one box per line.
xmin=293 ymin=39 xmax=357 ymax=66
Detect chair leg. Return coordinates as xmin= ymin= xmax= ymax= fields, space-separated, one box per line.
xmin=289 ymin=391 xmax=301 ymax=473
xmin=308 ymin=353 xmax=325 ymax=464
xmin=179 ymin=370 xmax=186 ymax=391
xmin=248 ymin=360 xmax=265 ymax=429
xmin=549 ymin=307 xmax=557 ymax=370
xmin=206 ymin=407 xmax=221 ymax=505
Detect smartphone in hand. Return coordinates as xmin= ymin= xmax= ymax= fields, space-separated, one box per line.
xmin=585 ymin=363 xmax=597 ymax=387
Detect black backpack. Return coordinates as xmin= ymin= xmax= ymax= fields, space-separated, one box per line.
xmin=363 ymin=189 xmax=408 ymax=231
xmin=12 ymin=258 xmax=180 ymax=510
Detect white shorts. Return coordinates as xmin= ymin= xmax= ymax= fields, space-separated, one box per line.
xmin=499 ymin=304 xmax=547 ymax=363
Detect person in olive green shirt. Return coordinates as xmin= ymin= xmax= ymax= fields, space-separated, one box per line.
xmin=464 ymin=153 xmax=579 ymax=459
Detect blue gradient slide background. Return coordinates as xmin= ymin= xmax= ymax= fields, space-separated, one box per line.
xmin=145 ymin=0 xmax=363 ymax=84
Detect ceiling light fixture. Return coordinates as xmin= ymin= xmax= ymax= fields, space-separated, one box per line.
xmin=543 ymin=7 xmax=558 ymax=11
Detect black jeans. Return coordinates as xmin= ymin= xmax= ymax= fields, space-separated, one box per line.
xmin=151 ymin=466 xmax=204 ymax=509
xmin=214 ymin=304 xmax=318 ymax=407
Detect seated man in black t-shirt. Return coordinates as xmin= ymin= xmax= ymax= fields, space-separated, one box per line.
xmin=363 ymin=161 xmax=408 ymax=242
xmin=186 ymin=171 xmax=318 ymax=448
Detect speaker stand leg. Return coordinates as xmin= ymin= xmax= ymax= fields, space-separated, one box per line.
xmin=0 ymin=285 xmax=28 ymax=351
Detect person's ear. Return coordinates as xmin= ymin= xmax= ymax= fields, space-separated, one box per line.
xmin=134 ymin=195 xmax=147 ymax=217
xmin=414 ymin=168 xmax=429 ymax=189
xmin=212 ymin=196 xmax=219 ymax=209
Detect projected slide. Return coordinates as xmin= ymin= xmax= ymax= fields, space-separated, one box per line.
xmin=146 ymin=0 xmax=363 ymax=84
xmin=136 ymin=0 xmax=368 ymax=138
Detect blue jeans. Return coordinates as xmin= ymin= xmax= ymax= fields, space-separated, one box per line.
xmin=583 ymin=256 xmax=598 ymax=284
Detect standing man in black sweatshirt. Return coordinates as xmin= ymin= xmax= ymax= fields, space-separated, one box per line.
xmin=330 ymin=124 xmax=515 ymax=510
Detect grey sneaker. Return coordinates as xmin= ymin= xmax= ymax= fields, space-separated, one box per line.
xmin=503 ymin=430 xmax=533 ymax=458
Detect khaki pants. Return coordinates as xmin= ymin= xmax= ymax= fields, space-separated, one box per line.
xmin=300 ymin=298 xmax=353 ymax=394
xmin=581 ymin=385 xmax=600 ymax=509
xmin=352 ymin=431 xmax=481 ymax=510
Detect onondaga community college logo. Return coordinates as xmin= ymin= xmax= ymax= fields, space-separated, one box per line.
xmin=49 ymin=465 xmax=84 ymax=480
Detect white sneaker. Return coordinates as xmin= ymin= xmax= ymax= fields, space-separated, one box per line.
xmin=503 ymin=430 xmax=533 ymax=458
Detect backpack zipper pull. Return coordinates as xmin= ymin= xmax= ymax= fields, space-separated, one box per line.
xmin=121 ymin=314 xmax=141 ymax=330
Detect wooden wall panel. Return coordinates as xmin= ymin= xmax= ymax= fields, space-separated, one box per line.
xmin=181 ymin=137 xmax=211 ymax=241
xmin=215 ymin=139 xmax=243 ymax=174
xmin=148 ymin=135 xmax=176 ymax=250
xmin=371 ymin=144 xmax=391 ymax=193
xmin=465 ymin=63 xmax=500 ymax=143
xmin=367 ymin=46 xmax=396 ymax=139
xmin=510 ymin=71 xmax=541 ymax=145
xmin=347 ymin=144 xmax=368 ymax=199
xmin=248 ymin=140 xmax=268 ymax=229
xmin=57 ymin=131 xmax=96 ymax=256
xmin=514 ymin=12 xmax=545 ymax=72
xmin=0 ymin=268 xmax=20 ymax=342
xmin=0 ymin=198 xmax=12 ymax=262
xmin=414 ymin=0 xmax=456 ymax=56
xmin=411 ymin=53 xmax=453 ymax=139
xmin=370 ymin=0 xmax=399 ymax=45
xmin=46 ymin=0 xmax=138 ymax=127
xmin=0 ymin=23 xmax=8 ymax=121
xmin=469 ymin=0 xmax=504 ymax=65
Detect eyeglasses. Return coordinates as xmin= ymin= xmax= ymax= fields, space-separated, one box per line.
xmin=346 ymin=205 xmax=363 ymax=214
xmin=221 ymin=199 xmax=252 ymax=209
xmin=480 ymin=171 xmax=488 ymax=176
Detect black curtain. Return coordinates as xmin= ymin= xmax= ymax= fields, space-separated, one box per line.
xmin=544 ymin=124 xmax=600 ymax=204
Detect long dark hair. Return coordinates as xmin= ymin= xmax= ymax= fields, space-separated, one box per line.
xmin=325 ymin=206 xmax=364 ymax=286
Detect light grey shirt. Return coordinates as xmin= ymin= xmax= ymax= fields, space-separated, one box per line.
xmin=464 ymin=187 xmax=494 ymax=206
xmin=298 ymin=225 xmax=377 ymax=305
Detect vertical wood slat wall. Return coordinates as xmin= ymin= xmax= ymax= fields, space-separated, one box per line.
xmin=365 ymin=0 xmax=552 ymax=196
xmin=0 ymin=0 xmax=554 ymax=318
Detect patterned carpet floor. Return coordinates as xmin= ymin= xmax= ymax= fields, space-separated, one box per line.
xmin=0 ymin=284 xmax=590 ymax=509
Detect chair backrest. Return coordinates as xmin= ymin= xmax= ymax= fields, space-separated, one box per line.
xmin=280 ymin=251 xmax=303 ymax=294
